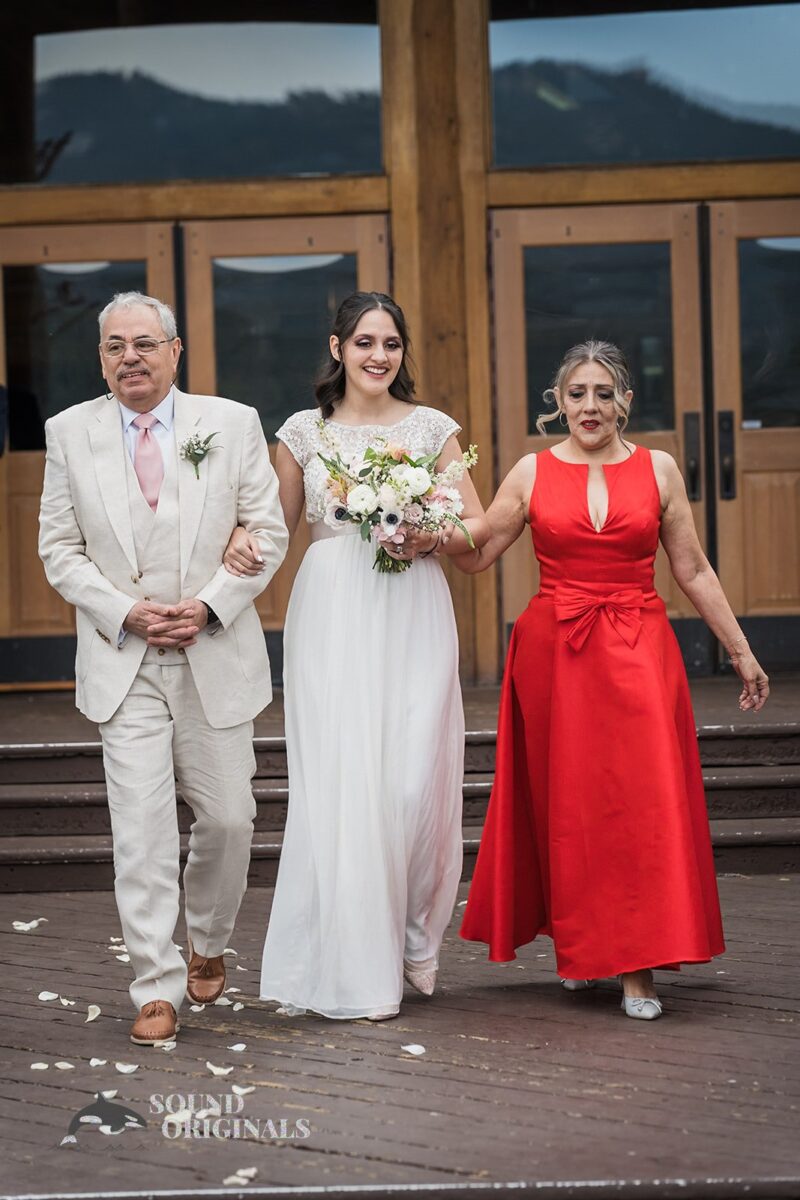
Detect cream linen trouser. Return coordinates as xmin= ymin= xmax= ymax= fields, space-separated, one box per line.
xmin=99 ymin=662 xmax=257 ymax=1012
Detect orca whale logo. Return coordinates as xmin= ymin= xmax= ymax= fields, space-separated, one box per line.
xmin=60 ymin=1091 xmax=147 ymax=1150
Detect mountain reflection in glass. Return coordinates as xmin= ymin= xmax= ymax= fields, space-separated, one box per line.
xmin=523 ymin=244 xmax=673 ymax=437
xmin=33 ymin=21 xmax=380 ymax=185
xmin=739 ymin=238 xmax=800 ymax=429
xmin=490 ymin=5 xmax=800 ymax=166
xmin=212 ymin=254 xmax=358 ymax=440
xmin=3 ymin=261 xmax=147 ymax=451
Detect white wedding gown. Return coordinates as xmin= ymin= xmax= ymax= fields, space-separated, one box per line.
xmin=260 ymin=405 xmax=465 ymax=1019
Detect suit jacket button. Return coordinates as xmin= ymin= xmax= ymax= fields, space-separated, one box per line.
xmin=178 ymin=648 xmax=185 ymax=655
xmin=131 ymin=575 xmax=139 ymax=584
xmin=138 ymin=572 xmax=143 ymax=579
xmin=157 ymin=648 xmax=166 ymax=656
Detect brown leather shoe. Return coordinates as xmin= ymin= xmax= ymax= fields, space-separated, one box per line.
xmin=187 ymin=945 xmax=226 ymax=1003
xmin=130 ymin=1000 xmax=179 ymax=1045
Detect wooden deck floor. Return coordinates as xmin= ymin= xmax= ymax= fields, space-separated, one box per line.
xmin=0 ymin=875 xmax=798 ymax=1200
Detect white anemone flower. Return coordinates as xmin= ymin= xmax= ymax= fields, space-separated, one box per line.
xmin=380 ymin=507 xmax=405 ymax=535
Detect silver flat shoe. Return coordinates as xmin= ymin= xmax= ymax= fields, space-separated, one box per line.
xmin=621 ymin=995 xmax=663 ymax=1020
xmin=560 ymin=977 xmax=597 ymax=991
xmin=403 ymin=960 xmax=437 ymax=997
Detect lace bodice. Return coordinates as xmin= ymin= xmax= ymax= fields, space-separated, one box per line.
xmin=276 ymin=406 xmax=461 ymax=523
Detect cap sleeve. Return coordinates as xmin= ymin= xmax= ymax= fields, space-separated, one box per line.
xmin=275 ymin=410 xmax=318 ymax=468
xmin=422 ymin=407 xmax=462 ymax=457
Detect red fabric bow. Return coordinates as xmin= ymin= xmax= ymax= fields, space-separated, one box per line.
xmin=554 ymin=586 xmax=643 ymax=652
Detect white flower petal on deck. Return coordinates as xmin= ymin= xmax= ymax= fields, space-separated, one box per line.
xmin=206 ymin=1061 xmax=234 ymax=1077
xmin=237 ymin=1168 xmax=258 ymax=1180
xmin=401 ymin=1044 xmax=426 ymax=1056
xmin=115 ymin=1062 xmax=139 ymax=1074
xmin=90 ymin=1058 xmax=107 ymax=1067
xmin=157 ymin=1041 xmax=177 ymax=1052
xmin=223 ymin=1176 xmax=249 ymax=1187
xmin=456 ymin=901 xmax=467 ymax=907
xmin=231 ymin=1084 xmax=255 ymax=1097
xmin=232 ymin=1002 xmax=244 ymax=1011
xmin=234 ymin=964 xmax=248 ymax=971
xmin=225 ymin=987 xmax=242 ymax=993
xmin=13 ymin=917 xmax=48 ymax=932
xmin=190 ymin=1004 xmax=205 ymax=1012
xmin=108 ymin=936 xmax=123 ymax=943
xmin=59 ymin=997 xmax=77 ymax=1007
xmin=162 ymin=1108 xmax=193 ymax=1128
xmin=115 ymin=954 xmax=131 ymax=963
xmin=30 ymin=1062 xmax=49 ymax=1070
xmin=38 ymin=991 xmax=59 ymax=1002
xmin=54 ymin=1061 xmax=75 ymax=1070
xmin=223 ymin=947 xmax=238 ymax=956
xmin=101 ymin=1090 xmax=118 ymax=1100
xmin=85 ymin=1005 xmax=101 ymax=1023
xmin=214 ymin=997 xmax=233 ymax=1006
xmin=227 ymin=1043 xmax=246 ymax=1052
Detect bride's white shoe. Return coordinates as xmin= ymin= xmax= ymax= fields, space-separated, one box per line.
xmin=403 ymin=959 xmax=437 ymax=997
xmin=364 ymin=1010 xmax=399 ymax=1022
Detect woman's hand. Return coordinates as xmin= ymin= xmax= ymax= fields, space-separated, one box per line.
xmin=730 ymin=644 xmax=770 ymax=712
xmin=383 ymin=527 xmax=439 ymax=562
xmin=223 ymin=526 xmax=265 ymax=576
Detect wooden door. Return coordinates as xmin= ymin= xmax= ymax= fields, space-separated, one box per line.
xmin=181 ymin=215 xmax=390 ymax=631
xmin=0 ymin=224 xmax=174 ymax=654
xmin=709 ymin=200 xmax=800 ymax=625
xmin=491 ymin=204 xmax=705 ymax=635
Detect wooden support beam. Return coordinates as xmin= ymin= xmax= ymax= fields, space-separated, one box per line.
xmin=382 ymin=0 xmax=499 ymax=682
xmin=0 ymin=176 xmax=390 ymax=227
xmin=488 ymin=161 xmax=800 ymax=208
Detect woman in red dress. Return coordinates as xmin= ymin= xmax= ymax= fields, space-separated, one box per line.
xmin=458 ymin=341 xmax=770 ymax=1019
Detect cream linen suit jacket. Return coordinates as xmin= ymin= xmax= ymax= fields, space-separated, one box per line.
xmin=38 ymin=389 xmax=289 ymax=727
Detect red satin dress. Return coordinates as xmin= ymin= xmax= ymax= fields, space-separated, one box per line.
xmin=461 ymin=447 xmax=725 ymax=978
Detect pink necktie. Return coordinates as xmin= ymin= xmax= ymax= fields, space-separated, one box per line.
xmin=132 ymin=412 xmax=164 ymax=512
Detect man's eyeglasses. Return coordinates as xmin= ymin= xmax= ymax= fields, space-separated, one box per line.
xmin=100 ymin=337 xmax=176 ymax=358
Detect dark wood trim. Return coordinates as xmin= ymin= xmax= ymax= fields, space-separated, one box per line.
xmin=488 ymin=162 xmax=800 ymax=208
xmin=0 ymin=176 xmax=390 ymax=227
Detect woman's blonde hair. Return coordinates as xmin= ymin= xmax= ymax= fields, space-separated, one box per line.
xmin=536 ymin=340 xmax=633 ymax=436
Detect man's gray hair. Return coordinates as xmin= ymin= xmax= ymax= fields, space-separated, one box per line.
xmin=98 ymin=292 xmax=178 ymax=340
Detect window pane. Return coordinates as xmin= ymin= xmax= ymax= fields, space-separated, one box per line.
xmin=739 ymin=237 xmax=800 ymax=429
xmin=4 ymin=261 xmax=147 ymax=450
xmin=212 ymin=254 xmax=359 ymax=440
xmin=28 ymin=19 xmax=380 ymax=185
xmin=490 ymin=4 xmax=800 ymax=167
xmin=523 ymin=243 xmax=673 ymax=435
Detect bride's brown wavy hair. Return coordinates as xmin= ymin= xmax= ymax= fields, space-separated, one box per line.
xmin=314 ymin=291 xmax=417 ymax=419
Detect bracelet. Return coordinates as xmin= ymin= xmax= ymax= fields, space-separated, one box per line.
xmin=727 ymin=633 xmax=749 ymax=657
xmin=418 ymin=533 xmax=441 ymax=560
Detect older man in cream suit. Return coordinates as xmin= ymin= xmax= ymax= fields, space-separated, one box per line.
xmin=39 ymin=292 xmax=288 ymax=1045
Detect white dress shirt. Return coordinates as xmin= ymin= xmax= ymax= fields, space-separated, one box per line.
xmin=119 ymin=388 xmax=176 ymax=467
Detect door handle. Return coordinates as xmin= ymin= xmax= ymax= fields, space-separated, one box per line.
xmin=683 ymin=412 xmax=701 ymax=501
xmin=718 ymin=410 xmax=736 ymax=500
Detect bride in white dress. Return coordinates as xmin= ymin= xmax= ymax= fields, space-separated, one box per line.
xmin=224 ymin=292 xmax=488 ymax=1020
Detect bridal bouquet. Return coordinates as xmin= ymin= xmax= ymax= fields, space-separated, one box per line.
xmin=317 ymin=426 xmax=479 ymax=573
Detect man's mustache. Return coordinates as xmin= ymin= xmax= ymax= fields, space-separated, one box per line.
xmin=116 ymin=366 xmax=151 ymax=379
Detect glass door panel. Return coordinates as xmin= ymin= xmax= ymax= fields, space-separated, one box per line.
xmin=182 ymin=215 xmax=389 ymax=634
xmin=492 ymin=204 xmax=704 ymax=635
xmin=710 ymin=201 xmax=800 ymax=621
xmin=0 ymin=224 xmax=174 ymax=646
xmin=212 ymin=253 xmax=359 ymax=441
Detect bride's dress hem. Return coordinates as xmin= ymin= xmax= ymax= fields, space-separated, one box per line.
xmin=261 ymin=994 xmax=401 ymax=1021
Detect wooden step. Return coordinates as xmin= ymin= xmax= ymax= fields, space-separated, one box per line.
xmin=2 ymin=817 xmax=798 ymax=892
xmin=2 ymin=719 xmax=798 ymax=783
xmin=1 ymin=764 xmax=796 ymax=838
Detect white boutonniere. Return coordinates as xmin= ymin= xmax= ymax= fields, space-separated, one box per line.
xmin=180 ymin=430 xmax=221 ymax=479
